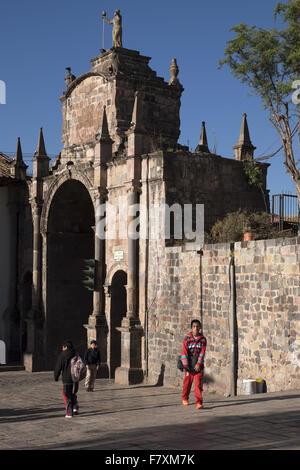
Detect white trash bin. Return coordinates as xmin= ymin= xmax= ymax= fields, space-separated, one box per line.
xmin=0 ymin=340 xmax=6 ymax=365
xmin=242 ymin=379 xmax=257 ymax=395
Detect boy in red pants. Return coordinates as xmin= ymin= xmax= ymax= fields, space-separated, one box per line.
xmin=181 ymin=319 xmax=207 ymax=409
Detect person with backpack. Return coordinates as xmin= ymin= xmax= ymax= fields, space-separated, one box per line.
xmin=84 ymin=340 xmax=101 ymax=392
xmin=54 ymin=340 xmax=80 ymax=418
xmin=181 ymin=319 xmax=207 ymax=409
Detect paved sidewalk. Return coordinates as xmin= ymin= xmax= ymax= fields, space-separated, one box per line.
xmin=0 ymin=370 xmax=300 ymax=450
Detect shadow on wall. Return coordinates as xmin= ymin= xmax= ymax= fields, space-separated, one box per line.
xmin=155 ymin=364 xmax=216 ymax=389
xmin=203 ymin=373 xmax=215 ymax=386
xmin=155 ymin=364 xmax=165 ymax=386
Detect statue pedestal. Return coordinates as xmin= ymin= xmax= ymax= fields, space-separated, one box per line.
xmin=23 ymin=314 xmax=45 ymax=371
xmin=114 ymin=317 xmax=144 ymax=385
xmin=84 ymin=314 xmax=109 ymax=378
xmin=23 ymin=352 xmax=45 ymax=372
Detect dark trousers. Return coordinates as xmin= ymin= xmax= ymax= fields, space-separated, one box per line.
xmin=62 ymin=382 xmax=79 ymax=416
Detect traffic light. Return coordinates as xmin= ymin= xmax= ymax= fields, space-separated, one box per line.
xmin=82 ymin=259 xmax=96 ymax=291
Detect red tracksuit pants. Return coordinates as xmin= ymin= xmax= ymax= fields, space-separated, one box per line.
xmin=182 ymin=371 xmax=203 ymax=405
xmin=62 ymin=382 xmax=79 ymax=417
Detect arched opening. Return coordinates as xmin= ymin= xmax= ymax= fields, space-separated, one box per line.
xmin=46 ymin=179 xmax=95 ymax=366
xmin=110 ymin=270 xmax=127 ymax=378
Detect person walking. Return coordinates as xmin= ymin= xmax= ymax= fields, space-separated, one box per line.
xmin=54 ymin=340 xmax=79 ymax=418
xmin=84 ymin=340 xmax=101 ymax=392
xmin=181 ymin=319 xmax=207 ymax=409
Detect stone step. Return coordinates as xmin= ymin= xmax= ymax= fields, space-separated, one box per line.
xmin=0 ymin=365 xmax=25 ymax=372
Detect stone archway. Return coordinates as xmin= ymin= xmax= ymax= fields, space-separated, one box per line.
xmin=110 ymin=270 xmax=127 ymax=378
xmin=46 ymin=179 xmax=95 ymax=366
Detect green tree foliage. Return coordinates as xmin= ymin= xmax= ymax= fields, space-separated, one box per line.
xmin=219 ymin=1 xmax=300 ymax=203
xmin=243 ymin=160 xmax=268 ymax=211
xmin=243 ymin=160 xmax=263 ymax=187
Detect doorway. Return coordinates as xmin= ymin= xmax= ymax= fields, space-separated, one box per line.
xmin=110 ymin=270 xmax=127 ymax=378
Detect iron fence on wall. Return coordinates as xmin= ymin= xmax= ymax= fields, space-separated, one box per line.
xmin=271 ymin=193 xmax=299 ymax=233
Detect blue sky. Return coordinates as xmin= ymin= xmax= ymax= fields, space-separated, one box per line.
xmin=0 ymin=0 xmax=298 ymax=197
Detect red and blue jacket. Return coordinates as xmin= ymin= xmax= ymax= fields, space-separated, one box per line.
xmin=181 ymin=332 xmax=207 ymax=369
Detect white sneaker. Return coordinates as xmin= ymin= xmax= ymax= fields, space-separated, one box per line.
xmin=65 ymin=415 xmax=73 ymax=418
xmin=73 ymin=409 xmax=79 ymax=414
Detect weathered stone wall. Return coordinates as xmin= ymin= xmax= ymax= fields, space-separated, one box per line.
xmin=60 ymin=48 xmax=183 ymax=163
xmin=62 ymin=75 xmax=108 ymax=149
xmin=146 ymin=237 xmax=300 ymax=395
xmin=0 ymin=181 xmax=32 ymax=363
xmin=0 ymin=186 xmax=12 ymax=346
xmin=164 ymin=151 xmax=269 ymax=231
xmin=234 ymin=237 xmax=300 ymax=392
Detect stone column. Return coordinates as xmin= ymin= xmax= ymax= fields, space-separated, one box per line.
xmin=24 ymin=198 xmax=44 ymax=371
xmin=32 ymin=201 xmax=42 ymax=313
xmin=84 ymin=189 xmax=109 ymax=377
xmin=126 ymin=187 xmax=138 ymax=320
xmin=114 ymin=183 xmax=144 ymax=385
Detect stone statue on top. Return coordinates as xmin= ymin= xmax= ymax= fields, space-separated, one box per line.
xmin=102 ymin=9 xmax=122 ymax=48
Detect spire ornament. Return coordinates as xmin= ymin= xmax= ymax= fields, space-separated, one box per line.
xmin=64 ymin=67 xmax=76 ymax=88
xmin=195 ymin=122 xmax=210 ymax=153
xmin=33 ymin=127 xmax=50 ymax=178
xmin=168 ymin=58 xmax=180 ymax=86
xmin=233 ymin=113 xmax=256 ymax=161
xmin=12 ymin=137 xmax=27 ymax=180
xmin=35 ymin=127 xmax=48 ymax=158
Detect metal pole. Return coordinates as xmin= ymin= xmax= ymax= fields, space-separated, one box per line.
xmin=101 ymin=11 xmax=106 ymax=52
xmin=280 ymin=194 xmax=283 ymax=231
xmin=102 ymin=17 xmax=105 ymax=50
xmin=229 ymin=245 xmax=237 ymax=397
xmin=144 ymin=155 xmax=150 ymax=377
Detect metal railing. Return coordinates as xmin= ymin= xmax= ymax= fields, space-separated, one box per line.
xmin=271 ymin=193 xmax=299 ymax=232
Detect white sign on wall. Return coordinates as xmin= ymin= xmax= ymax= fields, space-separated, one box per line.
xmin=114 ymin=250 xmax=124 ymax=262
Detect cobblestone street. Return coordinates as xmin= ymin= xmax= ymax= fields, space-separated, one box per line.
xmin=0 ymin=370 xmax=300 ymax=451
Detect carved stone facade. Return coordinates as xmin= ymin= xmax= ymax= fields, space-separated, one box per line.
xmin=0 ymin=150 xmax=32 ymax=365
xmin=3 ymin=44 xmax=269 ymax=386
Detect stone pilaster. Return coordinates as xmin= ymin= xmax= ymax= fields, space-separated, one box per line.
xmin=4 ymin=198 xmax=21 ymax=363
xmin=83 ymin=110 xmax=112 ymax=377
xmin=84 ymin=188 xmax=109 ymax=378
xmin=24 ymin=198 xmax=44 ymax=371
xmin=114 ymin=319 xmax=144 ymax=385
xmin=114 ymin=181 xmax=144 ymax=385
